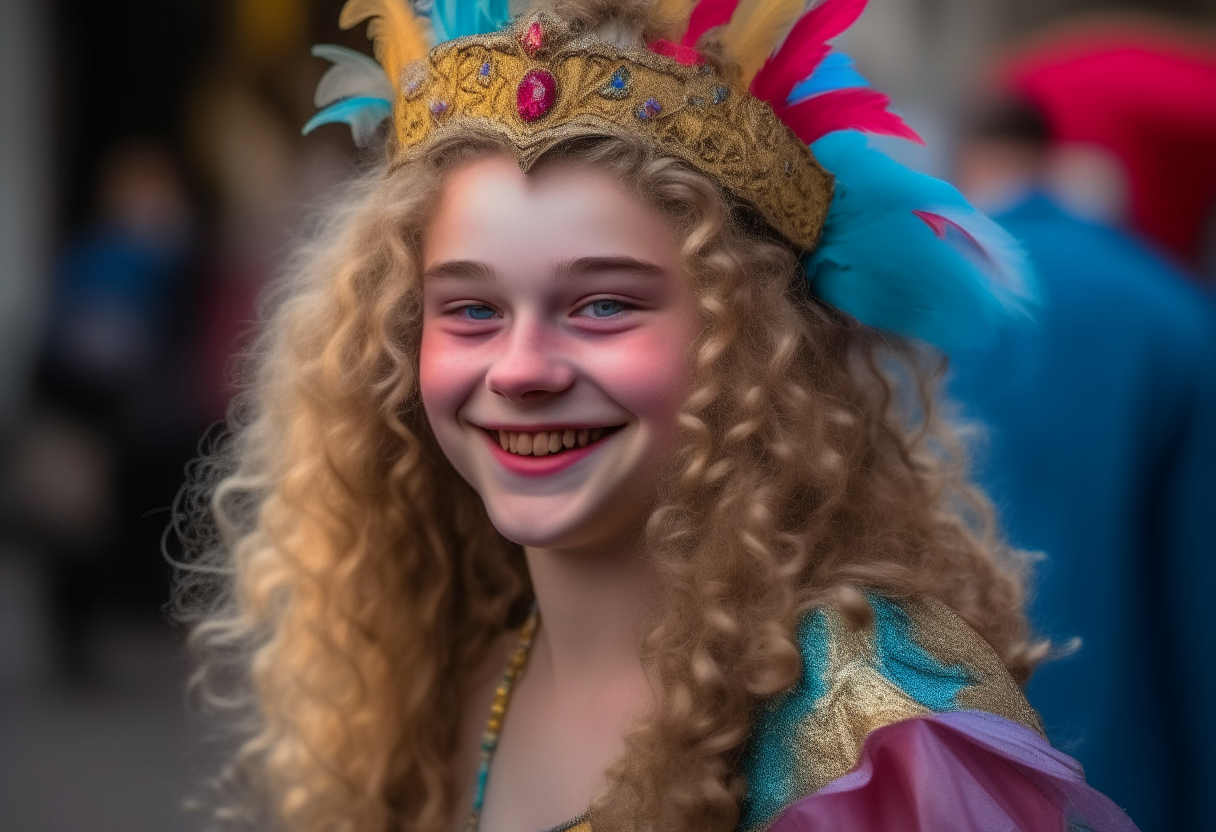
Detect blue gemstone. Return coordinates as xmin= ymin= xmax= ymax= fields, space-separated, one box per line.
xmin=713 ymin=85 xmax=729 ymax=105
xmin=599 ymin=66 xmax=633 ymax=100
xmin=636 ymin=97 xmax=662 ymax=119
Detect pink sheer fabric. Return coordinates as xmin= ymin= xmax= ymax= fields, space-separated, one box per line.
xmin=768 ymin=711 xmax=1140 ymax=832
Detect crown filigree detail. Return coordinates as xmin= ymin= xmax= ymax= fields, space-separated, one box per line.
xmin=391 ymin=15 xmax=833 ymax=251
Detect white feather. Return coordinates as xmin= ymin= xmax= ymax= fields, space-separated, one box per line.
xmin=312 ymin=44 xmax=395 ymax=109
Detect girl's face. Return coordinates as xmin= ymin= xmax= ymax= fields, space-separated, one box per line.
xmin=419 ymin=155 xmax=697 ymax=552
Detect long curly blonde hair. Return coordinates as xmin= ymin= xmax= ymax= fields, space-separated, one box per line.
xmin=175 ymin=11 xmax=1043 ymax=831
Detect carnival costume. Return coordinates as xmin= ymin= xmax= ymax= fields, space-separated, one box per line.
xmin=303 ymin=2 xmax=1142 ymax=830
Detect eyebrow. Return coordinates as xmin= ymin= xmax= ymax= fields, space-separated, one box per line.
xmin=423 ymin=256 xmax=667 ymax=282
xmin=554 ymin=256 xmax=667 ymax=279
xmin=422 ymin=260 xmax=497 ymax=281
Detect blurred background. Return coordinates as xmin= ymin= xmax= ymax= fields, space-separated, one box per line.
xmin=0 ymin=1 xmax=1212 ymax=831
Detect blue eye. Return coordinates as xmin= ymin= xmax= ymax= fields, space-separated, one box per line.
xmin=586 ymin=299 xmax=626 ymax=318
xmin=462 ymin=305 xmax=496 ymax=320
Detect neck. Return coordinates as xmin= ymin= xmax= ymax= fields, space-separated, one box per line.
xmin=524 ymin=534 xmax=656 ymax=694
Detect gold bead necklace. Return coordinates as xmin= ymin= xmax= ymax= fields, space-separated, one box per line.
xmin=464 ymin=608 xmax=540 ymax=832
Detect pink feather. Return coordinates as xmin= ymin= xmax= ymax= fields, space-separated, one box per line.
xmin=751 ymin=0 xmax=869 ymax=105
xmin=682 ymin=0 xmax=742 ymax=48
xmin=649 ymin=39 xmax=704 ymax=65
xmin=777 ymin=88 xmax=924 ymax=145
xmin=679 ymin=0 xmax=918 ymax=148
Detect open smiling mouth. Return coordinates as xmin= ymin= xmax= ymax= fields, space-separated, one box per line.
xmin=486 ymin=426 xmax=626 ymax=457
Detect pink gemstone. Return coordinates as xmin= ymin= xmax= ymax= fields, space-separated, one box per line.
xmin=516 ymin=69 xmax=557 ymax=122
xmin=520 ymin=21 xmax=544 ymax=56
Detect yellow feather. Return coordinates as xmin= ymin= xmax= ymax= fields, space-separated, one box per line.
xmin=651 ymin=0 xmax=695 ymax=40
xmin=339 ymin=0 xmax=429 ymax=86
xmin=721 ymin=0 xmax=808 ymax=87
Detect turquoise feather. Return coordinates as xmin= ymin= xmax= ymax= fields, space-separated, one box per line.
xmin=303 ymin=96 xmax=393 ymax=146
xmin=306 ymin=44 xmax=394 ymax=146
xmin=429 ymin=0 xmax=512 ymax=42
xmin=806 ymin=130 xmax=1037 ymax=350
xmin=788 ymin=52 xmax=871 ymax=104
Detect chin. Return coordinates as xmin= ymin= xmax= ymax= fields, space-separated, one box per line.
xmin=478 ymin=474 xmax=656 ymax=553
xmin=480 ymin=493 xmax=609 ymax=550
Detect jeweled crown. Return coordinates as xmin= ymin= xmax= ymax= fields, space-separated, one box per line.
xmin=394 ymin=14 xmax=833 ymax=250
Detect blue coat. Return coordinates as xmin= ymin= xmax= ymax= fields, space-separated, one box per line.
xmin=948 ymin=195 xmax=1216 ymax=832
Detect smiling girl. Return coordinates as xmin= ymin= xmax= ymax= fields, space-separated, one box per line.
xmin=176 ymin=2 xmax=1140 ymax=832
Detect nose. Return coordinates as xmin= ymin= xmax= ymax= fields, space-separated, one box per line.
xmin=484 ymin=319 xmax=576 ymax=402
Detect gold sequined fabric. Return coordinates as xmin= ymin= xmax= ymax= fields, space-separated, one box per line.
xmin=901 ymin=597 xmax=1044 ymax=728
xmin=738 ymin=596 xmax=1044 ymax=831
xmin=553 ymin=820 xmax=591 ymax=832
xmin=786 ymin=599 xmax=1042 ymax=796
xmin=392 ymin=14 xmax=834 ymax=251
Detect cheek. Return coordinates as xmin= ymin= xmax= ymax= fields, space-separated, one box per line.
xmin=594 ymin=326 xmax=693 ymax=436
xmin=418 ymin=326 xmax=480 ymax=431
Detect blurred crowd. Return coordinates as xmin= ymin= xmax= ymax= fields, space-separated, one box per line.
xmin=0 ymin=1 xmax=1213 ymax=831
xmin=1 ymin=0 xmax=353 ymax=682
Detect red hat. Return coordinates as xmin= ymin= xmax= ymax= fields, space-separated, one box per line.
xmin=998 ymin=19 xmax=1216 ymax=268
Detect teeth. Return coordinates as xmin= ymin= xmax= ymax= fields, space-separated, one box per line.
xmin=494 ymin=427 xmax=615 ymax=456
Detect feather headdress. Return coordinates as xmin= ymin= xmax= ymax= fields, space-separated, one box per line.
xmin=305 ymin=0 xmax=1035 ymax=350
xmin=672 ymin=0 xmax=1036 ymax=347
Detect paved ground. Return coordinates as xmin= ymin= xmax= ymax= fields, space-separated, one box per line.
xmin=0 ymin=616 xmax=216 ymax=832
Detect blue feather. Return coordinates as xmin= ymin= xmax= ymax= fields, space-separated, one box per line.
xmin=788 ymin=52 xmax=871 ymax=104
xmin=429 ymin=0 xmax=511 ymax=42
xmin=805 ymin=130 xmax=1037 ymax=350
xmin=303 ymin=96 xmax=392 ymax=146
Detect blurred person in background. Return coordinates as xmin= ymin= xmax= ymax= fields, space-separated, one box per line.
xmin=999 ymin=19 xmax=1216 ymax=284
xmin=7 ymin=141 xmax=202 ymax=683
xmin=949 ymin=23 xmax=1216 ymax=831
xmin=0 ymin=0 xmax=345 ymax=693
xmin=0 ymin=1 xmax=341 ymax=826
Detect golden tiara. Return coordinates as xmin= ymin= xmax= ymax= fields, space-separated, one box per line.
xmin=390 ymin=14 xmax=833 ymax=251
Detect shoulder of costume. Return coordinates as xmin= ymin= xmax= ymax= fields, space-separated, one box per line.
xmin=738 ymin=594 xmax=1044 ymax=832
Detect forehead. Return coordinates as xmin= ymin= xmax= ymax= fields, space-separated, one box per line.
xmin=422 ymin=154 xmax=679 ymax=271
